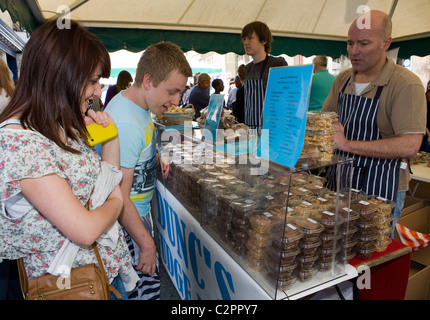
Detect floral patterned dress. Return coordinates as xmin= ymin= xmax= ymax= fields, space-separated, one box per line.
xmin=0 ymin=127 xmax=133 ymax=282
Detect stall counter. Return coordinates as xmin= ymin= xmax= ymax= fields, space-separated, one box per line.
xmin=153 ymin=180 xmax=358 ymax=300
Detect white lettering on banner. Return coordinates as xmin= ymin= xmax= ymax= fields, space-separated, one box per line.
xmin=155 ymin=188 xmax=237 ymax=300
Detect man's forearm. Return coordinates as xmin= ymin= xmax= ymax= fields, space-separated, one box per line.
xmin=339 ymin=134 xmax=423 ymax=159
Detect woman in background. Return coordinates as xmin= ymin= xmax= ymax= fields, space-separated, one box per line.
xmin=104 ymin=70 xmax=133 ymax=107
xmin=0 ymin=58 xmax=15 ymax=114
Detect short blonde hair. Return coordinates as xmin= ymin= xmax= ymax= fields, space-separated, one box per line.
xmin=135 ymin=41 xmax=192 ymax=87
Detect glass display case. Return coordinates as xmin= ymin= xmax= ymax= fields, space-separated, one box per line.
xmin=155 ymin=122 xmax=357 ymax=299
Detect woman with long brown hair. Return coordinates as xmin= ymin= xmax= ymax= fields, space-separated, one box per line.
xmin=0 ymin=20 xmax=137 ymax=299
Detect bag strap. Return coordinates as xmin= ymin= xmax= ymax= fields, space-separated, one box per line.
xmin=92 ymin=243 xmax=122 ymax=299
xmin=17 ymin=258 xmax=28 ymax=298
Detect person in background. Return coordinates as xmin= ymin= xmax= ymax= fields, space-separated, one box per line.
xmin=180 ymin=84 xmax=191 ymax=105
xmin=233 ymin=64 xmax=246 ymax=123
xmin=0 ymin=20 xmax=136 ymax=300
xmin=212 ymin=78 xmax=226 ymax=108
xmin=308 ymin=55 xmax=335 ymax=111
xmin=0 ymin=58 xmax=15 ymax=114
xmin=189 ymin=73 xmax=211 ymax=119
xmin=241 ymin=21 xmax=287 ymax=131
xmin=104 ymin=70 xmax=133 ymax=107
xmin=322 ymin=10 xmax=426 ymax=233
xmin=105 ymin=41 xmax=192 ymax=300
xmin=227 ymin=76 xmax=242 ymax=109
xmin=212 ymin=78 xmax=224 ymax=95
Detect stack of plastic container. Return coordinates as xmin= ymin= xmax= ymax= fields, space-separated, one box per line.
xmin=305 ymin=112 xmax=338 ymax=163
xmin=265 ymin=222 xmax=304 ymax=290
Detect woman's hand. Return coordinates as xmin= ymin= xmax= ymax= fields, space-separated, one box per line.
xmin=83 ymin=109 xmax=113 ymax=127
xmin=84 ymin=109 xmax=121 ymax=167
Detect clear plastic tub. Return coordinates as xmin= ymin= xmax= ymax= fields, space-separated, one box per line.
xmin=248 ymin=211 xmax=276 ymax=234
xmin=246 ymin=240 xmax=267 ymax=259
xmin=356 ymin=244 xmax=376 ymax=259
xmin=320 ymin=232 xmax=342 ymax=249
xmin=217 ymin=174 xmax=236 ymax=185
xmin=224 ymin=180 xmax=250 ymax=194
xmin=247 ymin=256 xmax=265 ymax=271
xmin=299 ymin=238 xmax=322 ymax=255
xmin=375 ymin=235 xmax=392 ymax=252
xmin=230 ymin=198 xmax=259 ymax=218
xmin=290 ymin=216 xmax=325 ymax=241
xmin=339 ymin=206 xmax=360 ymax=222
xmin=271 ymin=222 xmax=304 ymax=251
xmin=350 ymin=199 xmax=377 ymax=218
xmin=247 ymin=228 xmax=270 ymax=245
xmin=288 ymin=199 xmax=315 ymax=217
xmin=265 ymin=258 xmax=297 ymax=275
xmin=367 ymin=196 xmax=395 ymax=217
xmin=268 ymin=242 xmax=301 ymax=265
xmin=296 ymin=253 xmax=319 ymax=269
xmin=265 ymin=205 xmax=289 ymax=221
xmin=310 ymin=209 xmax=345 ymax=233
xmin=295 ymin=266 xmax=318 ymax=282
xmin=264 ymin=272 xmax=297 ymax=291
xmin=306 ymin=111 xmax=338 ymax=130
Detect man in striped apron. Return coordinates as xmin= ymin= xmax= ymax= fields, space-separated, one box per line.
xmin=322 ymin=11 xmax=426 ymax=225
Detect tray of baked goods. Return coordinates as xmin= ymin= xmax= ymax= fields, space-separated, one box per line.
xmin=159 ymin=104 xmax=195 ymax=125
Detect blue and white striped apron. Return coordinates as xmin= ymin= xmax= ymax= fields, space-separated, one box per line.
xmin=244 ymin=55 xmax=268 ymax=131
xmin=336 ymin=78 xmax=401 ymax=201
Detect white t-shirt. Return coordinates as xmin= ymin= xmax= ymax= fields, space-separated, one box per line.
xmin=354 ymin=82 xmax=370 ymax=96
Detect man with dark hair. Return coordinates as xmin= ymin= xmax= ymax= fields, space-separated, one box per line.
xmin=240 ymin=21 xmax=287 ymax=131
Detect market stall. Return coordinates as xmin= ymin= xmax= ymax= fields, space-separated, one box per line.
xmin=151 ymin=63 xmax=415 ymax=300
xmin=1 ymin=0 xmax=428 ymax=302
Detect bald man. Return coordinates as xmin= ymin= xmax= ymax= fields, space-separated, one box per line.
xmin=322 ymin=10 xmax=426 ymax=229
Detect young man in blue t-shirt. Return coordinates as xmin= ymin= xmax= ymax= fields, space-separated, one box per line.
xmin=106 ymin=42 xmax=192 ymax=300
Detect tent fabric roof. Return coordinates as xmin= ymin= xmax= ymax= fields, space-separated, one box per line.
xmin=1 ymin=0 xmax=429 ymax=58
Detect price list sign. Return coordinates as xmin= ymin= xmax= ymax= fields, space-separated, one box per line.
xmin=258 ymin=65 xmax=313 ymax=168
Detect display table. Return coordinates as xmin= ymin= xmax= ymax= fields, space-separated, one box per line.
xmin=409 ymin=163 xmax=430 ymax=198
xmin=349 ymin=239 xmax=411 ymax=300
xmin=154 ymin=180 xmax=358 ymax=300
xmin=411 ymin=163 xmax=430 ymax=183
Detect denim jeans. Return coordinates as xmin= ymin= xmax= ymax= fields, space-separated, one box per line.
xmin=110 ymin=275 xmax=128 ymax=300
xmin=391 ymin=190 xmax=406 ymax=238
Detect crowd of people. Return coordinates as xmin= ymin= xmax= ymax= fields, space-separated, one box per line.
xmin=0 ymin=9 xmax=428 ymax=301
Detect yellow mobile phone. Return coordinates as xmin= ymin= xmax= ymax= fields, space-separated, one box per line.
xmin=86 ymin=121 xmax=118 ymax=146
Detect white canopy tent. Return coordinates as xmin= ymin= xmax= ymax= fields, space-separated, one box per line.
xmin=1 ymin=0 xmax=429 ymax=58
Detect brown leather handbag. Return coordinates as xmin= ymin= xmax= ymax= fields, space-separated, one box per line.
xmin=17 ymin=243 xmax=121 ymax=300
